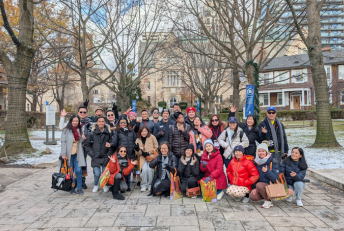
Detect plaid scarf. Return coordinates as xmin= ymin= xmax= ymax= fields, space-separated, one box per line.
xmin=72 ymin=127 xmax=80 ymax=141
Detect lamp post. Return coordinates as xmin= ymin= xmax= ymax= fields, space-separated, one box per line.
xmin=240 ymin=61 xmax=260 ymax=121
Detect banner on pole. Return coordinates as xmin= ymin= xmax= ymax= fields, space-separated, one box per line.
xmin=197 ymin=101 xmax=200 ymax=112
xmin=132 ymin=100 xmax=137 ymax=113
xmin=245 ymin=85 xmax=255 ymax=117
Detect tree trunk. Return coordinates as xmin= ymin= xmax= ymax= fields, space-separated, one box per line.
xmin=232 ymin=65 xmax=241 ymax=121
xmin=31 ymin=94 xmax=38 ymax=112
xmin=80 ymin=68 xmax=89 ymax=101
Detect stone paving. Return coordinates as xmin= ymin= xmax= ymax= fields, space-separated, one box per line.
xmin=0 ymin=165 xmax=344 ymax=231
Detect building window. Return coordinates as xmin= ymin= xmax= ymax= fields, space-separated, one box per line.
xmin=277 ymin=93 xmax=283 ymax=105
xmin=326 ymin=67 xmax=331 ymax=80
xmin=216 ymin=95 xmax=219 ymax=103
xmin=341 ymin=91 xmax=344 ymax=104
xmin=27 ymin=103 xmax=30 ymax=111
xmin=167 ymin=71 xmax=179 ymax=86
xmin=170 ymin=97 xmax=177 ymax=108
xmin=163 ymin=57 xmax=167 ymax=64
xmin=147 ymin=81 xmax=151 ymax=90
xmin=220 ymin=95 xmax=223 ymax=103
xmin=94 ymin=90 xmax=99 ymax=95
xmin=260 ymin=94 xmax=269 ymax=106
xmin=295 ymin=70 xmax=304 ymax=82
xmin=339 ymin=65 xmax=344 ymax=80
xmin=329 ymin=90 xmax=332 ymax=103
xmin=147 ymin=96 xmax=151 ymax=103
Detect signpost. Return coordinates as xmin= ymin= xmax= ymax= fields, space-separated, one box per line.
xmin=44 ymin=102 xmax=57 ymax=145
xmin=245 ymin=85 xmax=255 ymax=118
xmin=132 ymin=100 xmax=137 ymax=113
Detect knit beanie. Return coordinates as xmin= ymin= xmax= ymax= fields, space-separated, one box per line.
xmin=203 ymin=139 xmax=214 ymax=147
xmin=256 ymin=143 xmax=269 ymax=155
xmin=128 ymin=111 xmax=137 ymax=117
xmin=233 ymin=145 xmax=245 ymax=153
xmin=184 ymin=143 xmax=195 ymax=154
xmin=187 ymin=107 xmax=196 ymax=114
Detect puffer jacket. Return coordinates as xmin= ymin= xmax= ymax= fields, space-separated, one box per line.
xmin=218 ymin=127 xmax=249 ymax=159
xmin=238 ymin=123 xmax=262 ymax=157
xmin=184 ymin=116 xmax=194 ymax=127
xmin=83 ymin=124 xmax=112 ymax=168
xmin=153 ymin=119 xmax=175 ymax=144
xmin=138 ymin=119 xmax=155 ymax=134
xmin=178 ymin=155 xmax=200 ymax=181
xmin=168 ymin=122 xmax=191 ymax=157
xmin=110 ymin=128 xmax=137 ymax=160
xmin=189 ymin=125 xmax=213 ymax=154
xmin=253 ymin=155 xmax=279 ymax=186
xmin=226 ymin=155 xmax=259 ymax=191
xmin=280 ymin=158 xmax=307 ymax=186
xmin=200 ymin=148 xmax=227 ymax=190
xmin=108 ymin=153 xmax=135 ymax=185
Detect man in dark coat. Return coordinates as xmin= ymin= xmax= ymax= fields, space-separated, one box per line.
xmin=153 ymin=109 xmax=175 ymax=144
xmin=258 ymin=106 xmax=289 ymax=164
xmin=169 ymin=103 xmax=181 ymax=123
xmin=138 ymin=109 xmax=155 ymax=133
xmin=84 ymin=117 xmax=112 ymax=193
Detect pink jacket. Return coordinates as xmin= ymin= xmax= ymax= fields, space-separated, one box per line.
xmin=189 ymin=125 xmax=213 ymax=152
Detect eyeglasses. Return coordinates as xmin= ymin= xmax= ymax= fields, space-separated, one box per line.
xmin=153 ymin=111 xmax=159 ymax=114
xmin=120 ymin=122 xmax=127 ymax=124
xmin=107 ymin=114 xmax=114 ymax=117
xmin=211 ymin=119 xmax=219 ymax=122
xmin=119 ymin=150 xmax=127 ymax=153
xmin=267 ymin=111 xmax=276 ymax=115
xmin=79 ymin=111 xmax=87 ymax=114
xmin=160 ymin=148 xmax=168 ymax=150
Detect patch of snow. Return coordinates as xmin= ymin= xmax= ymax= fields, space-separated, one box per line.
xmin=30 ymin=130 xmax=62 ymax=139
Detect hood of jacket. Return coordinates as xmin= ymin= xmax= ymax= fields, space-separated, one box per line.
xmin=201 ymin=147 xmax=221 ymax=160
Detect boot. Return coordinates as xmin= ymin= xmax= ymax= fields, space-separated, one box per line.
xmin=82 ymin=177 xmax=87 ymax=189
xmin=164 ymin=190 xmax=170 ymax=198
xmin=112 ymin=178 xmax=125 ymax=200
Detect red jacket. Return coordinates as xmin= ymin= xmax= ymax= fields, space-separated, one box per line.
xmin=108 ymin=153 xmax=135 ymax=185
xmin=226 ymin=155 xmax=259 ymax=191
xmin=200 ymin=148 xmax=227 ymax=190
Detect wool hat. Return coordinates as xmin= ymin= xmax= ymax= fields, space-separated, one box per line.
xmin=204 ymin=139 xmax=214 ymax=147
xmin=267 ymin=106 xmax=277 ymax=112
xmin=187 ymin=107 xmax=196 ymax=114
xmin=118 ymin=114 xmax=128 ymax=121
xmin=233 ymin=145 xmax=245 ymax=153
xmin=128 ymin=111 xmax=137 ymax=117
xmin=95 ymin=107 xmax=104 ymax=113
xmin=256 ymin=143 xmax=269 ymax=155
xmin=174 ymin=111 xmax=183 ymax=119
xmin=228 ymin=116 xmax=238 ymax=123
xmin=184 ymin=143 xmax=195 ymax=153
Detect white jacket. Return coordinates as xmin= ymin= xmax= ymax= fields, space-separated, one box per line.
xmin=218 ymin=127 xmax=249 ymax=159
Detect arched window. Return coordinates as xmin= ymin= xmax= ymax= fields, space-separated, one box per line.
xmin=170 ymin=97 xmax=178 ymax=109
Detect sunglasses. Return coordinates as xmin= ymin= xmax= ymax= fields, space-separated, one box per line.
xmin=120 ymin=122 xmax=127 ymax=124
xmin=107 ymin=114 xmax=114 ymax=117
xmin=79 ymin=111 xmax=87 ymax=114
xmin=267 ymin=111 xmax=276 ymax=115
xmin=119 ymin=150 xmax=127 ymax=153
xmin=153 ymin=111 xmax=159 ymax=114
xmin=211 ymin=119 xmax=219 ymax=122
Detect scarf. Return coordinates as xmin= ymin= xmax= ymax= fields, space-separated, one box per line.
xmin=142 ymin=137 xmax=147 ymax=145
xmin=72 ymin=127 xmax=80 ymax=141
xmin=117 ymin=153 xmax=128 ymax=171
xmin=161 ymin=155 xmax=170 ymax=180
xmin=193 ymin=129 xmax=203 ymax=156
xmin=255 ymin=153 xmax=272 ymax=166
xmin=267 ymin=118 xmax=284 ymax=163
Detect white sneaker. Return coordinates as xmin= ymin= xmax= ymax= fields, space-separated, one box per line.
xmin=217 ymin=191 xmax=224 ymax=200
xmin=296 ymin=199 xmax=303 ymax=207
xmin=286 ymin=197 xmax=293 ymax=203
xmin=234 ymin=197 xmax=241 ymax=202
xmin=261 ymin=200 xmax=273 ymax=208
xmin=103 ymin=185 xmax=109 ymax=192
xmin=141 ymin=187 xmax=147 ymax=192
xmin=242 ymin=197 xmax=250 ymax=203
xmin=191 ymin=196 xmax=197 ymax=199
xmin=92 ymin=185 xmax=99 ymax=193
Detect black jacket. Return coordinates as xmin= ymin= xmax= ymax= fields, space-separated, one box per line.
xmin=258 ymin=117 xmax=289 ymax=153
xmin=252 ymin=156 xmax=279 ymax=189
xmin=83 ymin=124 xmax=111 ymax=168
xmin=280 ymin=159 xmax=307 ymax=186
xmin=153 ymin=119 xmax=175 ymax=144
xmin=184 ymin=116 xmax=194 ymax=127
xmin=238 ymin=123 xmax=262 ymax=157
xmin=168 ymin=123 xmax=191 ymax=157
xmin=110 ymin=128 xmax=137 ymax=160
xmin=177 ymin=156 xmax=200 ymax=181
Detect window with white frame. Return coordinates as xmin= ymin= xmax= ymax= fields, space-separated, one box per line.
xmin=147 ymin=81 xmax=151 ymax=90
xmin=166 ymin=71 xmax=179 ymax=86
xmin=341 ymin=90 xmax=344 ymax=104
xmin=220 ymin=95 xmax=223 ymax=103
xmin=338 ymin=65 xmax=344 ymax=80
xmin=277 ymin=93 xmax=283 ymax=105
xmin=260 ymin=94 xmax=269 ymax=106
xmin=292 ymin=69 xmax=307 ymax=83
xmin=329 ymin=90 xmax=332 ymax=103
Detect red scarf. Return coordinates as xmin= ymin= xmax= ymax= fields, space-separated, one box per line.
xmin=72 ymin=127 xmax=80 ymax=141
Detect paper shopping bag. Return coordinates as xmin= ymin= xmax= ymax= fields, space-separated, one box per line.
xmin=170 ymin=168 xmax=183 ymax=200
xmin=98 ymin=162 xmax=110 ymax=189
xmin=200 ymin=179 xmax=217 ymax=202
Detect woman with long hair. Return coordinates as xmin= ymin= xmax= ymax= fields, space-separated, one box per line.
xmin=207 ymin=114 xmax=227 ymax=154
xmin=60 ymin=115 xmax=86 ymax=195
xmin=189 ymin=116 xmax=213 ymax=158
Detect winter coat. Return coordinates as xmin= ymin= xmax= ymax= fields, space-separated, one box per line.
xmin=258 ymin=117 xmax=289 ymax=153
xmin=59 ymin=116 xmax=93 ymax=138
xmin=107 ymin=121 xmax=117 ymax=132
xmin=189 ymin=125 xmax=213 ymax=153
xmin=110 ymin=128 xmax=137 ymax=160
xmin=153 ymin=119 xmax=175 ymax=144
xmin=83 ymin=124 xmax=112 ymax=168
xmin=200 ymin=148 xmax=228 ymax=190
xmin=138 ymin=119 xmax=155 ymax=134
xmin=108 ymin=153 xmax=135 ymax=185
xmin=168 ymin=122 xmax=191 ymax=157
xmin=280 ymin=159 xmax=307 ymax=186
xmin=184 ymin=116 xmax=194 ymax=127
xmin=218 ymin=127 xmax=249 ymax=159
xmin=226 ymin=155 xmax=259 ymax=191
xmin=238 ymin=123 xmax=262 ymax=157
xmin=59 ymin=128 xmax=86 ymax=168
xmin=135 ymin=135 xmax=159 ymax=170
xmin=253 ymin=156 xmax=279 ymax=186
xmin=178 ymin=156 xmax=200 ymax=181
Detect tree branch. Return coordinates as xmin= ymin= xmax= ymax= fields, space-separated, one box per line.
xmin=0 ymin=0 xmax=20 ymax=46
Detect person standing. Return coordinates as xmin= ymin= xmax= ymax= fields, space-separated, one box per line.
xmin=90 ymin=107 xmax=105 ymax=122
xmin=169 ymin=103 xmax=181 ymax=123
xmin=207 ymin=114 xmax=227 ymax=155
xmin=258 ymin=107 xmax=289 ymax=164
xmin=106 ymin=110 xmax=117 ymax=131
xmin=135 ymin=126 xmax=159 ymax=192
xmin=169 ymin=112 xmax=191 ymax=166
xmin=189 ymin=116 xmax=213 ymax=158
xmin=138 ymin=110 xmax=155 ymax=134
xmin=151 ymin=108 xmax=160 ymax=124
xmin=83 ymin=117 xmax=112 ymax=193
xmin=60 ymin=115 xmax=86 ymax=195
xmin=185 ymin=107 xmax=196 ymax=127
xmin=153 ymin=109 xmax=175 ymax=144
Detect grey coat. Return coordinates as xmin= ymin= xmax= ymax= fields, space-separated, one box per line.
xmin=59 ymin=128 xmax=86 ymax=168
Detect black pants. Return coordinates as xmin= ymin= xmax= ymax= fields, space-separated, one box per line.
xmin=181 ymin=177 xmax=198 ymax=193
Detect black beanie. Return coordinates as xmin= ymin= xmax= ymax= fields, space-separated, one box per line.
xmin=185 ymin=143 xmax=195 ymax=154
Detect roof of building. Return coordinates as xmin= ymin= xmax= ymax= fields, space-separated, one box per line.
xmin=262 ymin=50 xmax=344 ymax=71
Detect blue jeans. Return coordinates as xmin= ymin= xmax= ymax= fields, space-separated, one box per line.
xmin=93 ymin=166 xmax=106 ymax=186
xmin=288 ymin=181 xmax=305 ymax=200
xmin=70 ymin=154 xmax=82 ymax=189
xmin=124 ymin=174 xmax=131 ymax=189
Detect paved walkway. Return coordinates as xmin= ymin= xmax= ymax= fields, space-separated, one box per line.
xmin=0 ymin=165 xmax=344 ymax=231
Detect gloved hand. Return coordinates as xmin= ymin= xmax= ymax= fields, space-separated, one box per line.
xmin=142 ymin=152 xmax=150 ymax=157
xmin=158 ymin=130 xmax=165 ymax=137
xmin=83 ymin=99 xmax=89 ymax=108
xmin=201 ymin=161 xmax=208 ymax=168
xmin=112 ymin=102 xmax=117 ymax=111
xmin=164 ymin=164 xmax=173 ymax=172
xmin=204 ymin=176 xmax=211 ymax=184
xmin=134 ymin=144 xmax=140 ymax=151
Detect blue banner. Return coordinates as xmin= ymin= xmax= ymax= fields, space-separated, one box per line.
xmin=131 ymin=100 xmax=137 ymax=113
xmin=197 ymin=101 xmax=200 ymax=112
xmin=245 ymin=85 xmax=255 ymax=117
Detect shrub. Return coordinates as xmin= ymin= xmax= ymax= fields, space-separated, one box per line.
xmin=158 ymin=101 xmax=167 ymax=108
xmin=179 ymin=102 xmax=188 ymax=109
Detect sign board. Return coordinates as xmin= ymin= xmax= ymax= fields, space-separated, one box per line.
xmin=46 ymin=105 xmax=56 ymax=125
xmin=245 ymin=85 xmax=255 ymax=117
xmin=197 ymin=101 xmax=200 ymax=112
xmin=132 ymin=100 xmax=137 ymax=113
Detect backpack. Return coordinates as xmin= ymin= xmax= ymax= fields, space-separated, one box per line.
xmin=225 ymin=129 xmax=244 ymax=142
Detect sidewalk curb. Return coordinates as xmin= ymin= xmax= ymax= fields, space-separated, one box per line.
xmin=308 ymin=168 xmax=344 ymax=191
xmin=34 ymin=159 xmax=59 ymax=169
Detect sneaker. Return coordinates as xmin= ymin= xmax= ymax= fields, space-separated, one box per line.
xmin=120 ymin=190 xmax=125 ymax=193
xmin=217 ymin=191 xmax=224 ymax=200
xmin=296 ymin=199 xmax=303 ymax=207
xmin=141 ymin=187 xmax=147 ymax=192
xmin=286 ymin=197 xmax=293 ymax=203
xmin=92 ymin=185 xmax=99 ymax=193
xmin=126 ymin=188 xmax=131 ymax=192
xmin=103 ymin=185 xmax=109 ymax=193
xmin=261 ymin=200 xmax=273 ymax=208
xmin=191 ymin=196 xmax=197 ymax=199
xmin=242 ymin=197 xmax=250 ymax=203
xmin=77 ymin=188 xmax=84 ymax=195
xmin=70 ymin=187 xmax=76 ymax=195
xmin=234 ymin=197 xmax=242 ymax=202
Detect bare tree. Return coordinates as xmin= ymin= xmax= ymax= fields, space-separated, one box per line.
xmin=285 ymin=0 xmax=340 ymax=147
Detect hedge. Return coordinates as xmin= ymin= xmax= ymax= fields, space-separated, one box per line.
xmin=158 ymin=101 xmax=167 ymax=108
xmin=179 ymin=102 xmax=188 ymax=109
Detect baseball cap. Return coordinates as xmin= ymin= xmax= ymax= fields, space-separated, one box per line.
xmin=267 ymin=106 xmax=277 ymax=112
xmin=228 ymin=116 xmax=238 ymax=123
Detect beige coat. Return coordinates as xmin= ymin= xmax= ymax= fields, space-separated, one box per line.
xmin=135 ymin=135 xmax=159 ymax=170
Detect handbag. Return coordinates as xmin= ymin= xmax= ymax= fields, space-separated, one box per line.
xmin=98 ymin=162 xmax=111 ymax=188
xmin=200 ymin=179 xmax=217 ymax=202
xmin=51 ymin=159 xmax=73 ymax=192
xmin=186 ymin=177 xmax=201 ymax=197
xmin=265 ymin=173 xmax=288 ymax=199
xmin=170 ymin=168 xmax=183 ymax=200
xmin=145 ymin=149 xmax=159 ymax=162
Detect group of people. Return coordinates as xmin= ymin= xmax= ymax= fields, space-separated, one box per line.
xmin=59 ymin=101 xmax=308 ymax=208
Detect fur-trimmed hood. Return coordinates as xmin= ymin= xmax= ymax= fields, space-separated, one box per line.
xmin=91 ymin=123 xmax=111 ymax=133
